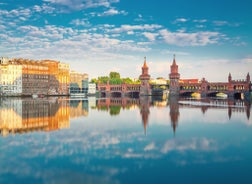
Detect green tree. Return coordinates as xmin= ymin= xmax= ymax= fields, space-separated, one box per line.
xmin=98 ymin=76 xmax=109 ymax=84
xmin=110 ymin=78 xmax=123 ymax=84
xmin=109 ymin=72 xmax=120 ymax=79
xmin=91 ymin=78 xmax=98 ymax=84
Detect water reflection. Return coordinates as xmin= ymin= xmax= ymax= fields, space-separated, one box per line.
xmin=0 ymin=96 xmax=252 ymax=184
xmin=0 ymin=96 xmax=251 ymax=137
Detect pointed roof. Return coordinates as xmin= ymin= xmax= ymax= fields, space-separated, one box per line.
xmin=143 ymin=56 xmax=148 ymax=68
xmin=172 ymin=54 xmax=177 ymax=66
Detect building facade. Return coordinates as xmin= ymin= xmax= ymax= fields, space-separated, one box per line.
xmin=0 ymin=57 xmax=70 ymax=96
xmin=0 ymin=64 xmax=22 ymax=96
xmin=139 ymin=57 xmax=151 ymax=96
xmin=69 ymin=71 xmax=89 ymax=95
xmin=169 ymin=55 xmax=180 ymax=95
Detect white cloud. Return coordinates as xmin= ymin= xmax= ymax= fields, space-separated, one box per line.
xmin=161 ymin=138 xmax=217 ymax=154
xmin=144 ymin=142 xmax=155 ymax=151
xmin=43 ymin=0 xmax=119 ymax=10
xmin=70 ymin=19 xmax=90 ymax=26
xmin=193 ymin=19 xmax=207 ymax=23
xmin=213 ymin=20 xmax=229 ymax=26
xmin=242 ymin=58 xmax=252 ymax=63
xmin=174 ymin=18 xmax=188 ymax=23
xmin=97 ymin=8 xmax=127 ymax=16
xmin=111 ymin=24 xmax=162 ymax=33
xmin=142 ymin=32 xmax=158 ymax=42
xmin=159 ymin=29 xmax=221 ymax=46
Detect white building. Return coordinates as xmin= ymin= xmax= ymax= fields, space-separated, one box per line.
xmin=88 ymin=83 xmax=96 ymax=95
xmin=0 ymin=64 xmax=22 ymax=96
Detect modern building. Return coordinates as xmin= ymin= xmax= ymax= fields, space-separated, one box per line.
xmin=69 ymin=71 xmax=88 ymax=96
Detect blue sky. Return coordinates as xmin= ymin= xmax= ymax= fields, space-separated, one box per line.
xmin=0 ymin=0 xmax=251 ymax=81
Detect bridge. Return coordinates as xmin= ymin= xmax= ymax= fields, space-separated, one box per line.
xmin=97 ymin=83 xmax=141 ymax=98
xmin=97 ymin=56 xmax=251 ymax=99
xmin=179 ymin=76 xmax=250 ymax=99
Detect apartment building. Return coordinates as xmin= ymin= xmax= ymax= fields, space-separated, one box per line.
xmin=0 ymin=57 xmax=70 ymax=96
xmin=0 ymin=59 xmax=22 ymax=96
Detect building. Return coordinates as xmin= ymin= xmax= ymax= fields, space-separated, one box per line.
xmin=88 ymin=83 xmax=96 ymax=95
xmin=58 ymin=62 xmax=70 ymax=95
xmin=169 ymin=55 xmax=180 ymax=95
xmin=0 ymin=64 xmax=22 ymax=96
xmin=139 ymin=57 xmax=151 ymax=96
xmin=69 ymin=71 xmax=88 ymax=96
xmin=0 ymin=57 xmax=70 ymax=96
xmin=11 ymin=58 xmax=49 ymax=96
xmin=42 ymin=60 xmax=60 ymax=95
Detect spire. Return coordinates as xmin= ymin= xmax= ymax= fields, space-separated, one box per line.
xmin=172 ymin=54 xmax=176 ymax=65
xmin=143 ymin=56 xmax=147 ymax=68
xmin=228 ymin=72 xmax=232 ymax=82
xmin=246 ymin=72 xmax=250 ymax=82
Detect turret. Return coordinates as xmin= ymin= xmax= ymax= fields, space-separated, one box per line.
xmin=228 ymin=73 xmax=232 ymax=83
xmin=139 ymin=57 xmax=151 ymax=96
xmin=169 ymin=55 xmax=180 ymax=95
xmin=246 ymin=72 xmax=250 ymax=83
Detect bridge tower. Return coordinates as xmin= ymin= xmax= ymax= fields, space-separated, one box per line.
xmin=139 ymin=57 xmax=151 ymax=96
xmin=169 ymin=55 xmax=180 ymax=95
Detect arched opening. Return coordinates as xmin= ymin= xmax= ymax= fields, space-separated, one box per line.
xmin=180 ymin=91 xmax=194 ymax=97
xmin=100 ymin=92 xmax=106 ymax=98
xmin=234 ymin=92 xmax=244 ymax=100
xmin=111 ymin=92 xmax=122 ymax=98
xmin=126 ymin=91 xmax=139 ymax=98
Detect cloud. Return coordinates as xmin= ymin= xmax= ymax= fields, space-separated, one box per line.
xmin=43 ymin=0 xmax=119 ymax=10
xmin=161 ymin=138 xmax=217 ymax=154
xmin=97 ymin=8 xmax=127 ymax=16
xmin=144 ymin=142 xmax=155 ymax=151
xmin=193 ymin=19 xmax=207 ymax=23
xmin=142 ymin=32 xmax=158 ymax=42
xmin=159 ymin=29 xmax=221 ymax=46
xmin=213 ymin=20 xmax=241 ymax=27
xmin=242 ymin=57 xmax=252 ymax=64
xmin=174 ymin=18 xmax=188 ymax=23
xmin=70 ymin=19 xmax=91 ymax=26
xmin=111 ymin=24 xmax=162 ymax=33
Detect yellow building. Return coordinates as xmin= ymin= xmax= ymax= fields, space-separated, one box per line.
xmin=58 ymin=62 xmax=70 ymax=95
xmin=0 ymin=58 xmax=70 ymax=96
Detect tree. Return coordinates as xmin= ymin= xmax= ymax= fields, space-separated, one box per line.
xmin=98 ymin=76 xmax=109 ymax=84
xmin=110 ymin=78 xmax=123 ymax=84
xmin=109 ymin=72 xmax=120 ymax=79
xmin=90 ymin=78 xmax=98 ymax=84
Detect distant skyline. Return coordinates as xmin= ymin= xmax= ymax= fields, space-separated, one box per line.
xmin=0 ymin=0 xmax=251 ymax=81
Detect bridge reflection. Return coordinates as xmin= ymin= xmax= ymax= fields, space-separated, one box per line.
xmin=0 ymin=96 xmax=250 ymax=136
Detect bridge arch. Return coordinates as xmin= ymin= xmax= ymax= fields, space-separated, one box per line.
xmin=111 ymin=92 xmax=122 ymax=98
xmin=126 ymin=91 xmax=140 ymax=98
xmin=180 ymin=91 xmax=195 ymax=97
xmin=234 ymin=92 xmax=244 ymax=100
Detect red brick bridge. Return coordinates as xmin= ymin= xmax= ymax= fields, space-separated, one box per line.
xmin=97 ymin=56 xmax=251 ymax=99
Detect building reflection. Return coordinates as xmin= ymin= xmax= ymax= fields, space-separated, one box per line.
xmin=179 ymin=98 xmax=251 ymax=120
xmin=0 ymin=98 xmax=70 ymax=136
xmin=140 ymin=96 xmax=151 ymax=135
xmin=169 ymin=96 xmax=179 ymax=134
xmin=0 ymin=96 xmax=250 ymax=137
xmin=70 ymin=99 xmax=89 ymax=118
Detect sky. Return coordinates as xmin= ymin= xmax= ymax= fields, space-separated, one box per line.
xmin=0 ymin=0 xmax=251 ymax=81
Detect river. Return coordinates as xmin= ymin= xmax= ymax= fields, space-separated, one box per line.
xmin=0 ymin=96 xmax=251 ymax=184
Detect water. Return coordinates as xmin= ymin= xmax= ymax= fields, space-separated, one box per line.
xmin=0 ymin=96 xmax=252 ymax=184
